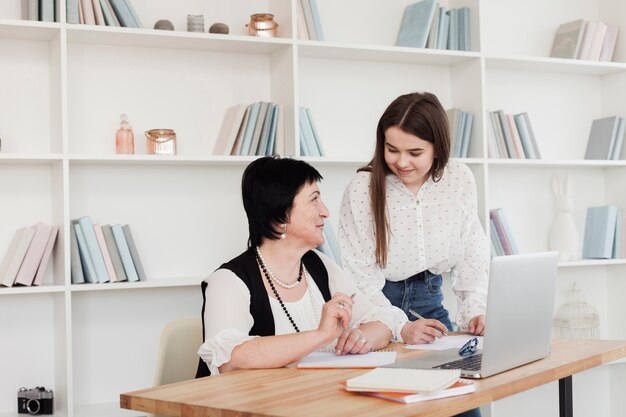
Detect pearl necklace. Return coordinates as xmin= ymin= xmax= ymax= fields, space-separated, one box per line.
xmin=255 ymin=246 xmax=303 ymax=289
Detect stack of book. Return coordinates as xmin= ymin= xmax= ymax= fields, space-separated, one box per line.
xmin=490 ymin=208 xmax=519 ymax=257
xmin=582 ymin=205 xmax=625 ymax=259
xmin=396 ymin=0 xmax=471 ymax=51
xmin=316 ymin=224 xmax=341 ymax=264
xmin=0 ymin=223 xmax=58 ymax=287
xmin=299 ymin=107 xmax=324 ymax=157
xmin=71 ymin=216 xmax=146 ymax=284
xmin=488 ymin=110 xmax=541 ymax=159
xmin=446 ymin=108 xmax=473 ymax=158
xmin=583 ymin=116 xmax=625 ymax=160
xmin=23 ymin=0 xmax=56 ymax=22
xmin=67 ymin=0 xmax=143 ymax=28
xmin=213 ymin=102 xmax=285 ymax=157
xmin=297 ymin=0 xmax=324 ymax=40
xmin=550 ymin=19 xmax=619 ymax=62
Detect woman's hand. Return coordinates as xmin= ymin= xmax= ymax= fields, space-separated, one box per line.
xmin=335 ymin=328 xmax=372 ymax=355
xmin=317 ymin=293 xmax=353 ymax=344
xmin=468 ymin=315 xmax=485 ymax=335
xmin=400 ymin=319 xmax=448 ymax=344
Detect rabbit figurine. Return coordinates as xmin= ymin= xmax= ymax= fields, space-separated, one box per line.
xmin=549 ymin=173 xmax=579 ymax=260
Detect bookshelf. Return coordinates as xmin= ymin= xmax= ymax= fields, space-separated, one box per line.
xmin=0 ymin=0 xmax=625 ymax=416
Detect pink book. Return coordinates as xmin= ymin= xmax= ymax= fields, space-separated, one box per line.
xmin=14 ymin=223 xmax=53 ymax=286
xmin=0 ymin=228 xmax=34 ymax=287
xmin=94 ymin=224 xmax=117 ymax=283
xmin=32 ymin=226 xmax=59 ymax=286
xmin=81 ymin=0 xmax=96 ymax=25
xmin=506 ymin=114 xmax=525 ymax=159
xmin=489 ymin=210 xmax=513 ymax=255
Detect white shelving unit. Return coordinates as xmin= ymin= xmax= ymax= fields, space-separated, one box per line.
xmin=0 ymin=0 xmax=624 ymax=416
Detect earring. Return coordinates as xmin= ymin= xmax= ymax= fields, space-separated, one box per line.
xmin=280 ymin=224 xmax=287 ymax=239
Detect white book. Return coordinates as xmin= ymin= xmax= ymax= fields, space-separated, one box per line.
xmin=14 ymin=223 xmax=54 ymax=286
xmin=213 ymin=104 xmax=248 ymax=155
xmin=0 ymin=228 xmax=35 ymax=287
xmin=81 ymin=0 xmax=96 ymax=25
xmin=345 ymin=367 xmax=460 ymax=394
xmin=587 ymin=21 xmax=608 ymax=61
xmin=32 ymin=225 xmax=59 ymax=286
xmin=599 ymin=24 xmax=620 ymax=62
xmin=577 ymin=21 xmax=597 ymax=60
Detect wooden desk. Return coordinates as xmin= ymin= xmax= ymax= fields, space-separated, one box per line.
xmin=121 ymin=339 xmax=626 ymax=417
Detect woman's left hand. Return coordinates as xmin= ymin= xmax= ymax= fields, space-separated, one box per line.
xmin=334 ymin=327 xmax=371 ymax=355
xmin=468 ymin=315 xmax=485 ymax=335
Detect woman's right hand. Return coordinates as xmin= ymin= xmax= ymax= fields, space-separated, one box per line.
xmin=400 ymin=319 xmax=448 ymax=344
xmin=317 ymin=293 xmax=353 ymax=343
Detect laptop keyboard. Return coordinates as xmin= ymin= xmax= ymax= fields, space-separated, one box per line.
xmin=434 ymin=353 xmax=483 ymax=371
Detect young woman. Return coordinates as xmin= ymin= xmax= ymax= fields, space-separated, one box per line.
xmin=339 ymin=92 xmax=489 ymax=346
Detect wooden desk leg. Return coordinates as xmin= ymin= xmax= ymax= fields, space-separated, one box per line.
xmin=559 ymin=376 xmax=573 ymax=417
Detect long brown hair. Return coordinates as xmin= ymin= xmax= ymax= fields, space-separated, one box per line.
xmin=358 ymin=92 xmax=451 ymax=268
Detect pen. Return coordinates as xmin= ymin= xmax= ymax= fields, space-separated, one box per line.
xmin=408 ymin=309 xmax=425 ymax=320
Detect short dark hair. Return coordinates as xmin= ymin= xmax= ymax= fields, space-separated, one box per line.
xmin=241 ymin=156 xmax=323 ymax=247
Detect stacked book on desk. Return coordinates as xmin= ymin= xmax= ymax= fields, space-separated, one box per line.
xmin=582 ymin=205 xmax=625 ymax=259
xmin=584 ymin=116 xmax=625 ymax=160
xmin=299 ymin=107 xmax=324 ymax=157
xmin=488 ymin=110 xmax=541 ymax=159
xmin=71 ymin=216 xmax=146 ymax=284
xmin=446 ymin=108 xmax=473 ymax=158
xmin=490 ymin=208 xmax=519 ymax=257
xmin=213 ymin=102 xmax=285 ymax=157
xmin=343 ymin=367 xmax=475 ymax=404
xmin=0 ymin=223 xmax=59 ymax=287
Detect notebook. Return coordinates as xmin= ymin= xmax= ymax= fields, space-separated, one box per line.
xmin=297 ymin=349 xmax=396 ymax=369
xmin=344 ymin=367 xmax=460 ymax=393
xmin=386 ymin=251 xmax=559 ymax=378
xmin=355 ymin=379 xmax=475 ymax=403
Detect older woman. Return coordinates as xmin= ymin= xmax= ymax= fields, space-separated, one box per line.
xmin=196 ymin=156 xmax=393 ymax=377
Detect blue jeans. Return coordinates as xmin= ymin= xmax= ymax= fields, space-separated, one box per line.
xmin=383 ymin=271 xmax=481 ymax=417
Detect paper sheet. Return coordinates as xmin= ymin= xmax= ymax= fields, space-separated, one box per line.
xmin=297 ymin=350 xmax=397 ymax=368
xmin=404 ymin=335 xmax=484 ymax=351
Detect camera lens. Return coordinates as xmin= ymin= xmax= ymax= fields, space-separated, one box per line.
xmin=26 ymin=399 xmax=40 ymax=415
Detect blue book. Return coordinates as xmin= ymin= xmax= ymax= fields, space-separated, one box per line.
xmin=308 ymin=0 xmax=325 ymax=41
xmin=73 ymin=222 xmax=97 ymax=284
xmin=460 ymin=112 xmax=473 ymax=158
xmin=66 ymin=0 xmax=79 ymax=24
xmin=610 ymin=117 xmax=625 ymax=160
xmin=460 ymin=7 xmax=471 ymax=51
xmin=514 ymin=113 xmax=534 ymax=159
xmin=248 ymin=102 xmax=270 ymax=156
xmin=305 ymin=107 xmax=324 ymax=156
xmin=299 ymin=124 xmax=311 ymax=156
xmin=437 ymin=8 xmax=450 ymax=49
xmin=495 ymin=110 xmax=515 ymax=158
xmin=299 ymin=108 xmax=320 ymax=156
xmin=111 ymin=224 xmax=139 ymax=282
xmin=265 ymin=105 xmax=279 ymax=156
xmin=490 ymin=219 xmax=505 ymax=257
xmin=239 ymin=102 xmax=261 ymax=155
xmin=455 ymin=111 xmax=467 ymax=157
xmin=447 ymin=8 xmax=458 ymax=50
xmin=613 ymin=208 xmax=623 ymax=259
xmin=78 ymin=216 xmax=110 ymax=283
xmin=123 ymin=0 xmax=143 ymax=28
xmin=109 ymin=0 xmax=137 ymax=28
xmin=396 ymin=0 xmax=437 ymax=48
xmin=582 ymin=205 xmax=618 ymax=259
xmin=256 ymin=103 xmax=275 ymax=156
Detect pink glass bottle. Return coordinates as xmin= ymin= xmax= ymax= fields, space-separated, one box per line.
xmin=115 ymin=113 xmax=135 ymax=154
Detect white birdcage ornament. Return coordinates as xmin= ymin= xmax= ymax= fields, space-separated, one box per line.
xmin=553 ymin=283 xmax=600 ymax=339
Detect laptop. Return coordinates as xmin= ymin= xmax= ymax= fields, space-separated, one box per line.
xmin=385 ymin=251 xmax=559 ymax=379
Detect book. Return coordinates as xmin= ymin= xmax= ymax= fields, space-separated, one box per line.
xmin=94 ymin=224 xmax=117 ymax=283
xmin=426 ymin=6 xmax=441 ymax=49
xmin=40 ymin=0 xmax=55 ymax=22
xmin=308 ymin=0 xmax=325 ymax=41
xmin=489 ymin=111 xmax=508 ymax=158
xmin=345 ymin=367 xmax=460 ymax=394
xmin=495 ymin=110 xmax=515 ymax=158
xmin=256 ymin=103 xmax=276 ymax=156
xmin=299 ymin=107 xmax=321 ymax=157
xmin=124 ymin=0 xmax=143 ymax=28
xmin=447 ymin=8 xmax=458 ymax=50
xmin=74 ymin=221 xmax=98 ymax=283
xmin=610 ymin=117 xmax=625 ymax=160
xmin=300 ymin=0 xmax=317 ymax=40
xmin=112 ymin=224 xmax=139 ymax=282
xmin=514 ymin=113 xmax=541 ymax=159
xmin=78 ymin=216 xmax=110 ymax=283
xmin=295 ymin=0 xmax=309 ymax=40
xmin=27 ymin=0 xmax=38 ymax=21
xmin=265 ymin=105 xmax=280 ymax=156
xmin=613 ymin=208 xmax=622 ymax=259
xmin=91 ymin=0 xmax=106 ymax=25
xmin=460 ymin=112 xmax=473 ymax=158
xmin=273 ymin=105 xmax=285 ymax=155
xmin=14 ymin=223 xmax=54 ymax=286
xmin=238 ymin=102 xmax=261 ymax=155
xmin=229 ymin=106 xmax=250 ymax=155
xmin=80 ymin=0 xmax=96 ymax=25
xmin=297 ymin=349 xmax=397 ymax=369
xmin=587 ymin=21 xmax=608 ymax=61
xmin=67 ymin=0 xmax=80 ymax=23
xmin=506 ymin=114 xmax=525 ymax=159
xmin=305 ymin=107 xmax=324 ymax=156
xmin=582 ymin=205 xmax=618 ymax=259
xmin=436 ymin=7 xmax=450 ymax=50
xmin=213 ymin=104 xmax=248 ymax=155
xmin=355 ymin=379 xmax=475 ymax=403
xmin=396 ymin=0 xmax=437 ymax=48
xmin=109 ymin=0 xmax=136 ymax=28
xmin=599 ymin=24 xmax=619 ymax=62
xmin=32 ymin=225 xmax=59 ymax=286
xmin=460 ymin=7 xmax=471 ymax=51
xmin=584 ymin=116 xmax=621 ymax=160
xmin=122 ymin=224 xmax=146 ymax=281
xmin=99 ymin=0 xmax=120 ymax=26
xmin=0 ymin=228 xmax=35 ymax=287
xmin=490 ymin=209 xmax=513 ymax=255
xmin=551 ymin=19 xmax=586 ymax=59
xmin=577 ymin=21 xmax=596 ymax=60
xmin=102 ymin=225 xmax=127 ymax=282
xmin=248 ymin=102 xmax=270 ymax=156
xmin=446 ymin=108 xmax=462 ymax=156
xmin=490 ymin=219 xmax=505 ymax=257
xmin=69 ymin=221 xmax=85 ymax=284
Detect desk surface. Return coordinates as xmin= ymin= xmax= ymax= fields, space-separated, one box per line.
xmin=120 ymin=339 xmax=626 ymax=417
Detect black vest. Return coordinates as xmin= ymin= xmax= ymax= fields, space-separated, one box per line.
xmin=195 ymin=248 xmax=332 ymax=378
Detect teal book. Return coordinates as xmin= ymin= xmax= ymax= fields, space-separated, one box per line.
xmin=111 ymin=224 xmax=139 ymax=282
xmin=447 ymin=8 xmax=458 ymax=50
xmin=299 ymin=107 xmax=321 ymax=157
xmin=582 ymin=205 xmax=618 ymax=259
xmin=248 ymin=102 xmax=270 ymax=156
xmin=109 ymin=0 xmax=137 ymax=28
xmin=265 ymin=105 xmax=279 ymax=156
xmin=74 ymin=221 xmax=98 ymax=284
xmin=124 ymin=0 xmax=143 ymax=28
xmin=122 ymin=225 xmax=146 ymax=281
xmin=436 ymin=7 xmax=449 ymax=49
xmin=78 ymin=217 xmax=110 ymax=283
xmin=460 ymin=7 xmax=471 ymax=51
xmin=396 ymin=0 xmax=437 ymax=48
xmin=69 ymin=223 xmax=85 ymax=284
xmin=514 ymin=113 xmax=534 ymax=158
xmin=256 ymin=103 xmax=276 ymax=156
xmin=239 ymin=102 xmax=261 ymax=155
xmin=305 ymin=107 xmax=325 ymax=156
xmin=66 ymin=0 xmax=79 ymax=23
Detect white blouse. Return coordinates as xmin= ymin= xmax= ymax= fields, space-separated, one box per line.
xmin=338 ymin=159 xmax=489 ymax=339
xmin=197 ymin=250 xmax=394 ymax=375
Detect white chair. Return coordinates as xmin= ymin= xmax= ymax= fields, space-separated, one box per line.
xmin=152 ymin=317 xmax=203 ymax=387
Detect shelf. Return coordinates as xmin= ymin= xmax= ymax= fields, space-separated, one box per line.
xmin=0 ymin=19 xmax=60 ymax=40
xmin=485 ymin=55 xmax=626 ymax=76
xmin=66 ymin=25 xmax=291 ymax=54
xmin=0 ymin=154 xmax=63 ymax=164
xmin=486 ymin=159 xmax=626 ymax=168
xmin=70 ymin=277 xmax=201 ymax=292
xmin=0 ymin=285 xmax=65 ymax=295
xmin=559 ymin=259 xmax=626 ymax=268
xmin=67 ymin=154 xmax=260 ymax=166
xmin=298 ymin=41 xmax=480 ymax=66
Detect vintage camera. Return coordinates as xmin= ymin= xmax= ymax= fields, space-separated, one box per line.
xmin=17 ymin=387 xmax=54 ymax=415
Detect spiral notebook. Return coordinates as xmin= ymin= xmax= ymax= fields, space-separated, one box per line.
xmin=344 ymin=367 xmax=460 ymax=394
xmin=297 ymin=349 xmax=397 ymax=369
